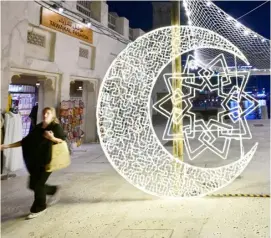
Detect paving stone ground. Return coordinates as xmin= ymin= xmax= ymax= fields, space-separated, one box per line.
xmin=1 ymin=120 xmax=270 ymax=238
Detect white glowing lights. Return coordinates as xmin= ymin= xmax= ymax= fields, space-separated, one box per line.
xmin=58 ymin=7 xmax=63 ymax=13
xmin=184 ymin=0 xmax=270 ymax=72
xmin=97 ymin=26 xmax=258 ymax=198
xmin=236 ymin=22 xmax=241 ymax=28
xmin=153 ymin=54 xmax=259 ymax=160
xmin=244 ymin=30 xmax=250 ymax=36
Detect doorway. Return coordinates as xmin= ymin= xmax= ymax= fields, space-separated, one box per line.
xmin=9 ymin=75 xmax=40 ymax=137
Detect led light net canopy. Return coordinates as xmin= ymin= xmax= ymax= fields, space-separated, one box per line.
xmin=97 ymin=26 xmax=258 ymax=198
xmin=184 ymin=0 xmax=270 ymax=74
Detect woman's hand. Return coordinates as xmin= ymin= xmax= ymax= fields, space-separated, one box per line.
xmin=43 ymin=131 xmax=54 ymax=140
xmin=0 ymin=144 xmax=9 ymax=151
xmin=0 ymin=141 xmax=21 ymax=150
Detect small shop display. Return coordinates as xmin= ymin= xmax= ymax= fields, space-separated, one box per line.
xmin=60 ymin=99 xmax=85 ymax=147
xmin=8 ymin=85 xmax=37 ymax=137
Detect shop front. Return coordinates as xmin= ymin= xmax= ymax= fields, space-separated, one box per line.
xmin=59 ymin=78 xmax=98 ymax=148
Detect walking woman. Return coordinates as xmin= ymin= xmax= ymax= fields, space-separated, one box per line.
xmin=1 ymin=107 xmax=66 ymax=219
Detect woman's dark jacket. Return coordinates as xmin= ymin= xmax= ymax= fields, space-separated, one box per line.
xmin=21 ymin=122 xmax=65 ymax=174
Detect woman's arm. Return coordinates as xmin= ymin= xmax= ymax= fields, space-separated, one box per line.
xmin=43 ymin=131 xmax=63 ymax=144
xmin=50 ymin=136 xmax=63 ymax=144
xmin=44 ymin=124 xmax=66 ymax=144
xmin=0 ymin=141 xmax=22 ymax=150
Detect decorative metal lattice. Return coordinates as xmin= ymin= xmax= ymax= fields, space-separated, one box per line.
xmin=184 ymin=0 xmax=270 ymax=73
xmin=79 ymin=47 xmax=89 ymax=59
xmin=27 ymin=31 xmax=46 ymax=48
xmin=97 ymin=26 xmax=259 ymax=198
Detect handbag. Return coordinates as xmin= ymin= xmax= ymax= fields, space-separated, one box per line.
xmin=45 ymin=141 xmax=71 ymax=172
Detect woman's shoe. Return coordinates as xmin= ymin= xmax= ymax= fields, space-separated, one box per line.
xmin=47 ymin=187 xmax=61 ymax=206
xmin=26 ymin=209 xmax=46 ymax=220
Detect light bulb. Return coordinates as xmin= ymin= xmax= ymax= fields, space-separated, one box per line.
xmin=87 ymin=22 xmax=91 ymax=28
xmin=236 ymin=22 xmax=241 ymax=28
xmin=58 ymin=7 xmax=63 ymax=13
xmin=244 ymin=30 xmax=250 ymax=36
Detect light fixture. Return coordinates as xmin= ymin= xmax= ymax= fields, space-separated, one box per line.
xmin=244 ymin=30 xmax=250 ymax=36
xmin=235 ymin=22 xmax=241 ymax=28
xmin=87 ymin=22 xmax=91 ymax=28
xmin=58 ymin=7 xmax=63 ymax=13
xmin=36 ymin=82 xmax=40 ymax=87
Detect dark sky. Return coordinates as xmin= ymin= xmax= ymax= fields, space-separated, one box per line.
xmin=107 ymin=1 xmax=270 ymax=38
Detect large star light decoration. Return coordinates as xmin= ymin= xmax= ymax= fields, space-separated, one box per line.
xmin=97 ymin=26 xmax=260 ymax=198
xmin=153 ymin=54 xmax=259 ymax=161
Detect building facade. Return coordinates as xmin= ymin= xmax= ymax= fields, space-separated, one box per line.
xmin=1 ymin=1 xmax=145 ymax=143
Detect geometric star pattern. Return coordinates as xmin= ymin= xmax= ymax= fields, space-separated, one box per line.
xmin=98 ymin=25 xmax=259 ymax=198
xmin=153 ymin=54 xmax=260 ymax=160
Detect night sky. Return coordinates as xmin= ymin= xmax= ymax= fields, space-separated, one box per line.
xmin=107 ymin=1 xmax=270 ymax=37
xmin=107 ymin=1 xmax=270 ymax=92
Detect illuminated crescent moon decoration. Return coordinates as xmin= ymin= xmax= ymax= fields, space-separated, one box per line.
xmin=97 ymin=26 xmax=259 ymax=198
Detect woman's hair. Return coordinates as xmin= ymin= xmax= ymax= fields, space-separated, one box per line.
xmin=42 ymin=107 xmax=59 ymax=124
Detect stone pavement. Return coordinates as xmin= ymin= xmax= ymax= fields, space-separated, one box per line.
xmin=1 ymin=120 xmax=270 ymax=238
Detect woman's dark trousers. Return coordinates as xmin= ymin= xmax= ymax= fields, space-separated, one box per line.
xmin=28 ymin=171 xmax=57 ymax=213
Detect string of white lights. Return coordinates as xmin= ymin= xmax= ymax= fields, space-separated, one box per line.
xmin=97 ymin=25 xmax=259 ymax=198
xmin=183 ymin=0 xmax=270 ymax=74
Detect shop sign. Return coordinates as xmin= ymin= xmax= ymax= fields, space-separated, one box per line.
xmin=40 ymin=8 xmax=93 ymax=44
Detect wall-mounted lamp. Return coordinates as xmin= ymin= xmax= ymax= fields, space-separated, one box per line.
xmin=52 ymin=4 xmax=63 ymax=13
xmin=82 ymin=19 xmax=92 ymax=28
